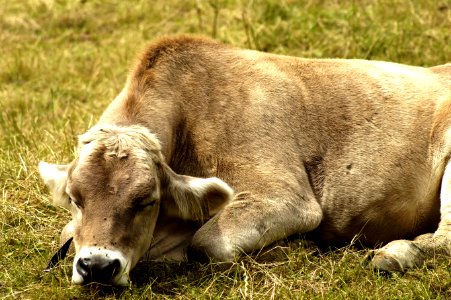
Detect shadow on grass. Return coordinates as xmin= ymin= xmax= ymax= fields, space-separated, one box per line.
xmin=131 ymin=261 xmax=195 ymax=295
xmin=130 ymin=260 xmax=238 ymax=294
xmin=126 ymin=237 xmax=324 ymax=294
xmin=128 ymin=235 xmax=364 ymax=291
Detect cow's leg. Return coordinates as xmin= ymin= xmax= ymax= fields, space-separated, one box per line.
xmin=369 ymin=161 xmax=451 ymax=272
xmin=189 ymin=172 xmax=323 ymax=262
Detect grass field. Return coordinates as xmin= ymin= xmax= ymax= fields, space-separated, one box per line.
xmin=1 ymin=0 xmax=450 ymax=299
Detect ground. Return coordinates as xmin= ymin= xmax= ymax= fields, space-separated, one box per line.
xmin=1 ymin=0 xmax=450 ymax=299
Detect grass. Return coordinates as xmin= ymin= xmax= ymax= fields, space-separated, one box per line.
xmin=0 ymin=0 xmax=450 ymax=298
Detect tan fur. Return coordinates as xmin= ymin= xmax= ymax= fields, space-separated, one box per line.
xmin=40 ymin=35 xmax=451 ymax=284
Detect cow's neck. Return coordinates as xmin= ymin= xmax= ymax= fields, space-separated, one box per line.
xmin=98 ymin=86 xmax=211 ymax=178
xmin=143 ymin=214 xmax=200 ymax=262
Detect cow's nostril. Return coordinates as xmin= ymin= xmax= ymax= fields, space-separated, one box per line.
xmin=106 ymin=259 xmax=121 ymax=278
xmin=76 ymin=257 xmax=91 ymax=278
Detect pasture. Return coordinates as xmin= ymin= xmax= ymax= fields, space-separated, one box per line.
xmin=1 ymin=0 xmax=450 ymax=298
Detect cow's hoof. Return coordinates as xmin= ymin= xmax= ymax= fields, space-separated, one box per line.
xmin=368 ymin=240 xmax=426 ymax=272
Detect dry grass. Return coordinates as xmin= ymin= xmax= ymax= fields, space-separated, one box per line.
xmin=1 ymin=0 xmax=450 ymax=299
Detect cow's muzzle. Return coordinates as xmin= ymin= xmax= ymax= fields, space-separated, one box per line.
xmin=72 ymin=247 xmax=130 ymax=286
xmin=76 ymin=256 xmax=120 ymax=284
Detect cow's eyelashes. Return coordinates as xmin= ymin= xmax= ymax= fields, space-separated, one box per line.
xmin=140 ymin=202 xmax=156 ymax=209
xmin=139 ymin=202 xmax=157 ymax=209
xmin=134 ymin=196 xmax=157 ymax=210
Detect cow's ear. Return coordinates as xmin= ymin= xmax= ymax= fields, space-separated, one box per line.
xmin=38 ymin=161 xmax=71 ymax=209
xmin=159 ymin=163 xmax=233 ymax=221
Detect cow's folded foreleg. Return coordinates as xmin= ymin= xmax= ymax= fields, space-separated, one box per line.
xmin=189 ymin=177 xmax=323 ymax=262
xmin=369 ymin=159 xmax=451 ymax=272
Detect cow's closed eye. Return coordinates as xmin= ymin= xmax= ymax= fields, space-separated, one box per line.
xmin=134 ymin=196 xmax=157 ymax=210
xmin=69 ymin=196 xmax=82 ymax=209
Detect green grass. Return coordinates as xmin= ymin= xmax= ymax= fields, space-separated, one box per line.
xmin=1 ymin=0 xmax=450 ymax=298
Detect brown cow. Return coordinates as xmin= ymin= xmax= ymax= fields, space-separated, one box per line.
xmin=39 ymin=35 xmax=451 ymax=285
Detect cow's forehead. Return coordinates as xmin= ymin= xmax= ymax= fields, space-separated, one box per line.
xmin=68 ymin=144 xmax=155 ymax=196
xmin=76 ymin=146 xmax=149 ymax=177
xmin=75 ymin=124 xmax=161 ymax=169
xmin=66 ymin=124 xmax=163 ymax=200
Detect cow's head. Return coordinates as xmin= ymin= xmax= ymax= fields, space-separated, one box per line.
xmin=39 ymin=124 xmax=233 ymax=285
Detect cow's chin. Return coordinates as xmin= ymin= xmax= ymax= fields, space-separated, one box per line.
xmin=71 ymin=247 xmax=131 ymax=286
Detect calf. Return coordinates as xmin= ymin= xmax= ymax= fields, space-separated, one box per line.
xmin=39 ymin=35 xmax=451 ymax=285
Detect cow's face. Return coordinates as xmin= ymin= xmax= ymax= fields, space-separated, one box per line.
xmin=39 ymin=125 xmax=233 ymax=286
